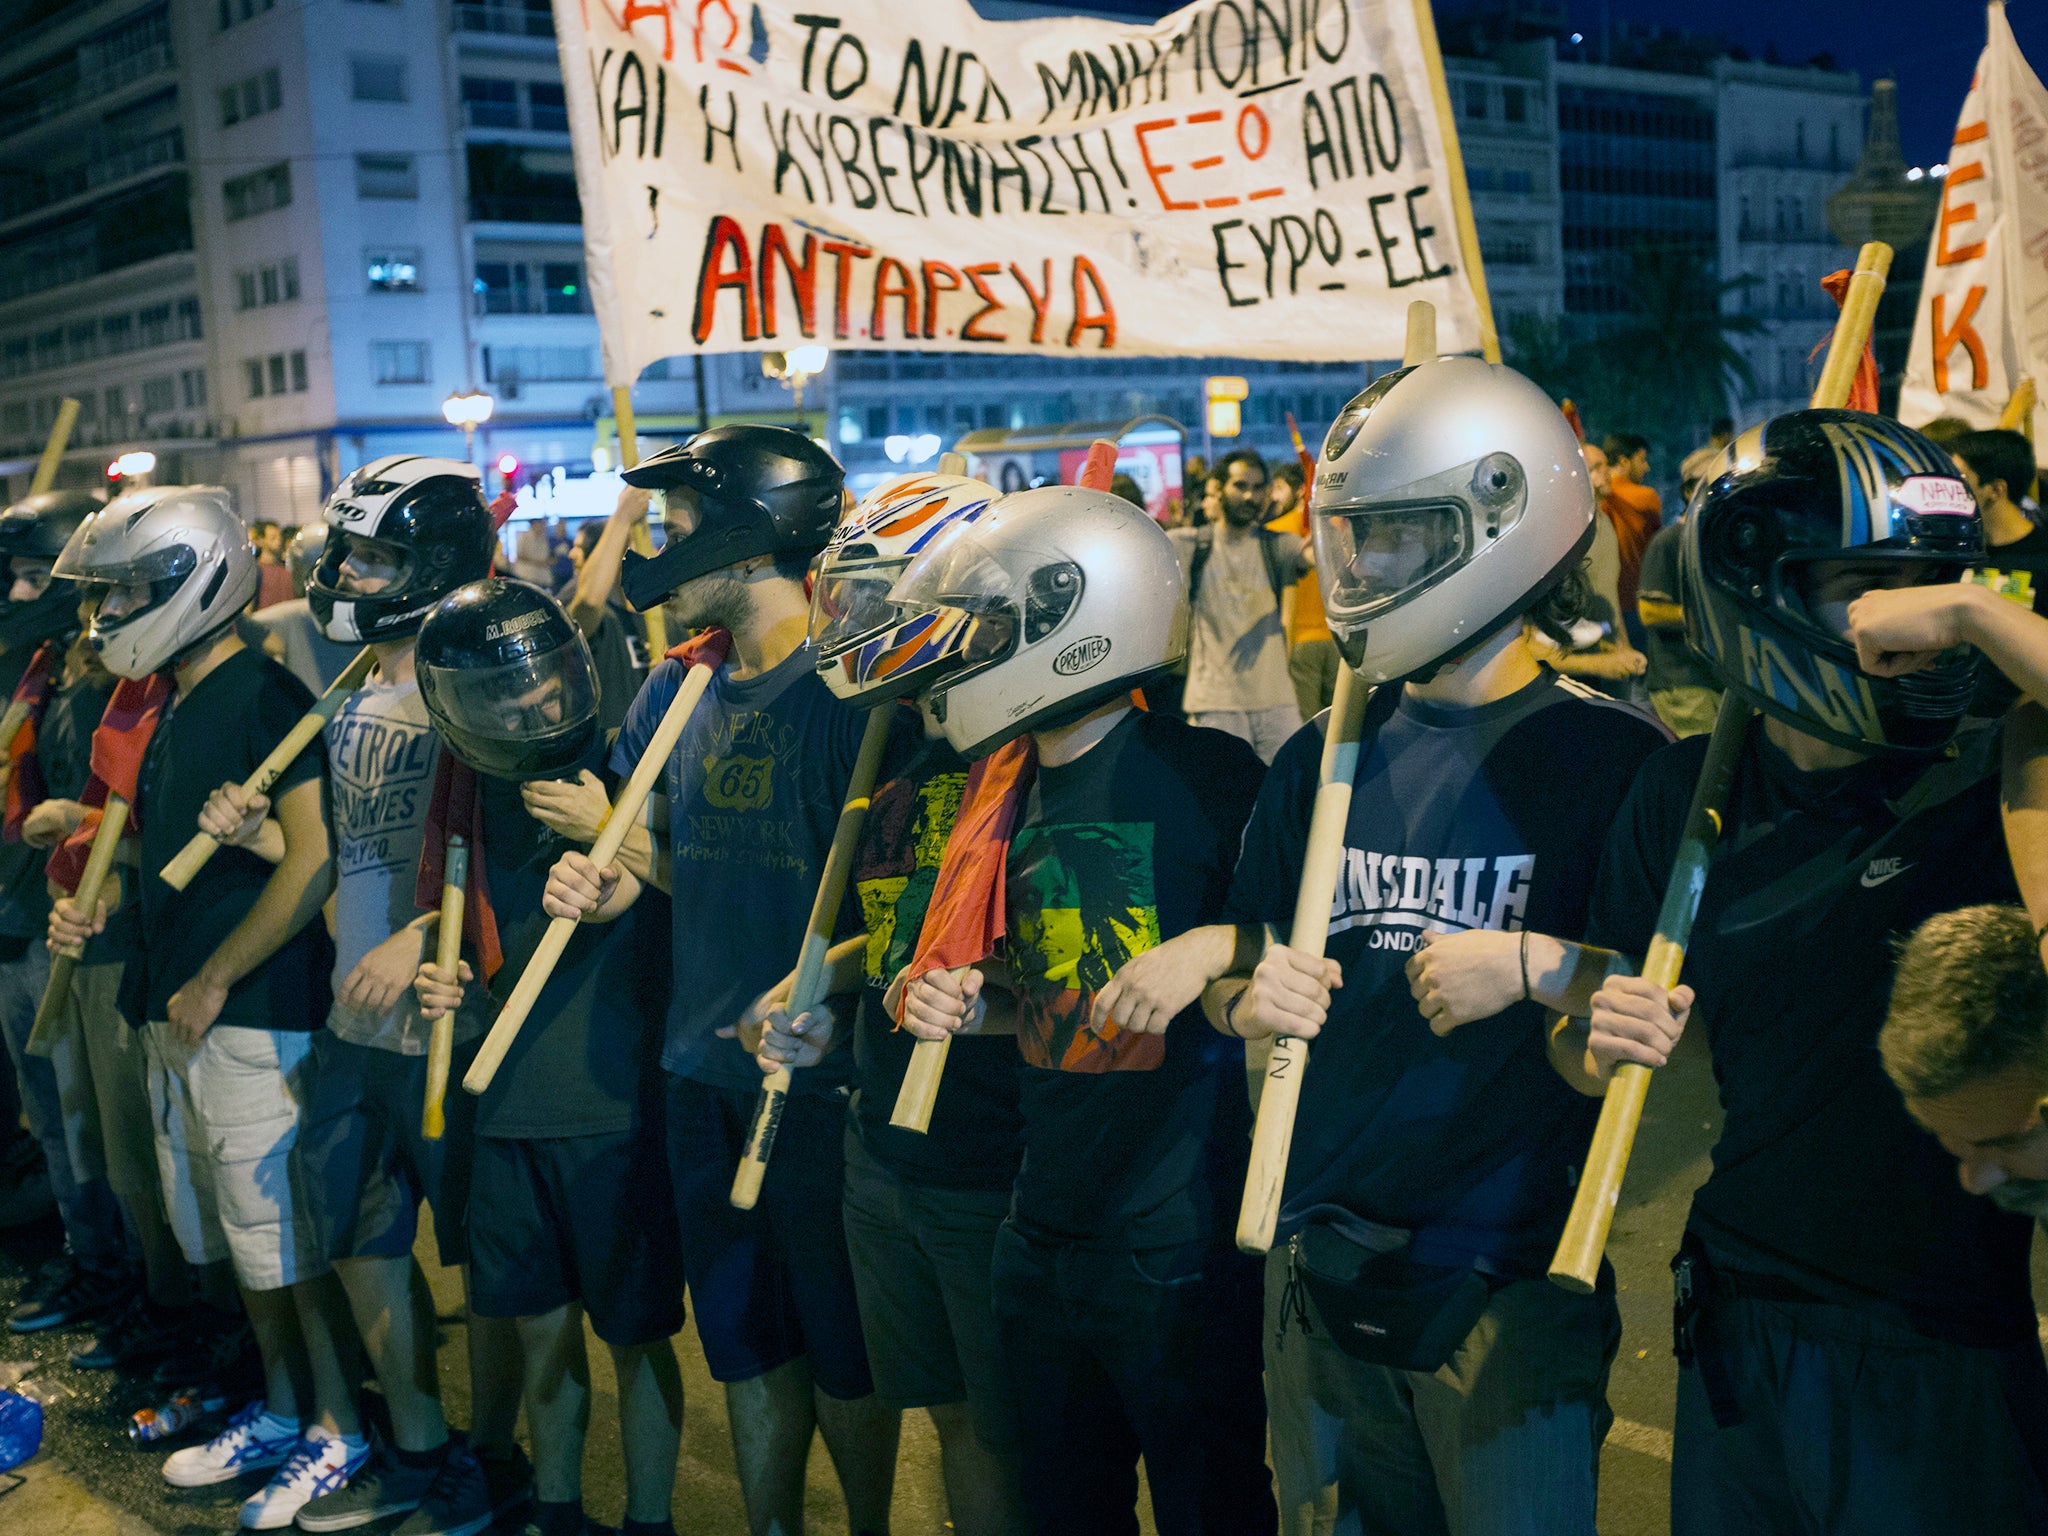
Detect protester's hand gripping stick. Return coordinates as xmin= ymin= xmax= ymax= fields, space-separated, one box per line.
xmin=462 ymin=651 xmax=722 ymax=1096
xmin=1234 ymin=299 xmax=1438 ymax=1256
xmin=731 ymin=704 xmax=896 ymax=1210
xmin=26 ymin=795 xmax=128 ymax=1057
xmin=1548 ymin=239 xmax=1893 ymax=1293
xmin=421 ymin=835 xmax=468 ymax=1140
xmin=158 ymin=647 xmax=379 ymax=892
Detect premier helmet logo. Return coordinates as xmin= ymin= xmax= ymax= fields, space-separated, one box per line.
xmin=1053 ymin=636 xmax=1111 ymax=675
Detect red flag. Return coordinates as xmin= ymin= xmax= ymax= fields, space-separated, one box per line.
xmin=897 ymin=737 xmax=1037 ymax=1019
xmin=415 ymin=755 xmax=503 ymax=981
xmin=1560 ymin=399 xmax=1586 ymax=443
xmin=1284 ymin=412 xmax=1318 ymax=511
xmin=1815 ymin=271 xmax=1881 ymax=413
xmin=3 ymin=641 xmax=59 ymax=842
xmin=47 ymin=674 xmax=170 ymax=894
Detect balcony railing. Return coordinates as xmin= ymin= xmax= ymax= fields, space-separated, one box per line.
xmin=454 ymin=1 xmax=553 ymax=38
xmin=0 ymin=129 xmax=184 ymax=225
xmin=469 ymin=194 xmax=581 ymax=224
xmin=0 ymin=42 xmax=174 ymax=142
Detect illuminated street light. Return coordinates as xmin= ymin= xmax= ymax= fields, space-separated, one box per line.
xmin=107 ymin=450 xmax=157 ymax=484
xmin=761 ymin=347 xmax=830 ymax=415
xmin=442 ymin=390 xmax=495 ymax=463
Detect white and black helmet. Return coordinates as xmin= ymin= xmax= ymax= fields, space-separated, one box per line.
xmin=1314 ymin=357 xmax=1593 ymax=681
xmin=889 ymin=485 xmax=1188 ymax=760
xmin=53 ymin=485 xmax=259 ymax=678
xmin=308 ymin=455 xmax=496 ymax=643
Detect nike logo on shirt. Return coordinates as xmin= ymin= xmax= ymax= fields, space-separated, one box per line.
xmin=1860 ymin=857 xmax=1913 ymax=889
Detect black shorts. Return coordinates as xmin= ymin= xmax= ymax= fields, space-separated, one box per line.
xmin=467 ymin=1126 xmax=685 ymax=1347
xmin=664 ymin=1074 xmax=873 ymax=1399
xmin=841 ymin=1130 xmax=1019 ymax=1451
xmin=300 ymin=1031 xmax=476 ymax=1266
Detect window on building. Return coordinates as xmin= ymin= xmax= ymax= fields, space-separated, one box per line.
xmin=224 ymin=162 xmax=292 ymax=221
xmin=350 ymin=56 xmax=406 ymax=102
xmin=237 ymin=271 xmax=257 ymax=309
xmin=101 ymin=315 xmax=132 ymax=354
xmin=66 ymin=323 xmax=97 ymax=364
xmin=1503 ymin=85 xmax=1527 ymax=123
xmin=461 ymin=77 xmax=520 ymax=129
xmin=245 ymin=358 xmax=265 ymax=398
xmin=217 ymin=0 xmax=276 ymax=31
xmin=236 ymin=261 xmax=297 ymax=310
xmin=141 ymin=376 xmax=175 ymax=415
xmin=1795 ymin=120 xmax=1807 ymax=164
xmin=33 ymin=330 xmax=61 ymax=370
xmin=176 ymin=296 xmax=203 ymax=338
xmin=371 ymin=340 xmax=430 ymax=384
xmin=290 ymin=351 xmax=307 ymax=392
xmin=1502 ymin=168 xmax=1532 ymax=193
xmin=220 ymin=67 xmax=281 ymax=124
xmin=138 ymin=304 xmax=171 ymax=347
xmin=480 ymin=345 xmax=594 ymax=382
xmin=366 ymin=248 xmax=422 ymax=291
xmin=355 ymin=153 xmax=417 ymax=199
xmin=866 ymin=406 xmax=887 ymax=438
xmin=528 ymin=81 xmax=567 ymax=132
xmin=1463 ymin=81 xmax=1487 ymax=119
xmin=542 ymin=261 xmax=583 ymax=314
xmin=1829 ymin=122 xmax=1841 ymax=171
xmin=180 ymin=369 xmax=207 ymax=408
xmin=267 ymin=355 xmax=287 ymax=394
xmin=103 ymin=385 xmax=125 ymax=422
xmin=2 ymin=339 xmax=28 ymax=378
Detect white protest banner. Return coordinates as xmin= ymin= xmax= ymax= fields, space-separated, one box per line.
xmin=1901 ymin=2 xmax=2048 ymax=443
xmin=554 ymin=0 xmax=1488 ymax=382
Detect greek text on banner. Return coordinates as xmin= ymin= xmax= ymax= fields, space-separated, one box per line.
xmin=554 ymin=0 xmax=1483 ymax=382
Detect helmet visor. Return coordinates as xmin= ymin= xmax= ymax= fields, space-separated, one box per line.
xmin=1313 ymin=452 xmax=1528 ymax=628
xmin=809 ymin=552 xmax=910 ymax=657
xmin=53 ymin=540 xmax=194 ymax=590
xmin=888 ymin=529 xmax=1082 ymax=678
xmin=421 ymin=649 xmax=598 ymax=743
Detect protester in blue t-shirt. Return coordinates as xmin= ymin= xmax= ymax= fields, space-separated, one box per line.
xmin=540 ymin=426 xmax=901 ymax=1536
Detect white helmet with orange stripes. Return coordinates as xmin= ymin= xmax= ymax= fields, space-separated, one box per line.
xmin=810 ymin=472 xmax=997 ymax=705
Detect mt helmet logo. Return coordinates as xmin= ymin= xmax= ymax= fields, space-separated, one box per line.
xmin=1053 ymin=636 xmax=1111 ymax=676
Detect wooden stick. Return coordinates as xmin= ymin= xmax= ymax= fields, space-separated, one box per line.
xmin=731 ymin=704 xmax=896 ymax=1209
xmin=612 ymin=385 xmax=669 ymax=659
xmin=1547 ymin=240 xmax=1892 ymax=1293
xmin=159 ymin=647 xmax=378 ymax=891
xmin=421 ymin=835 xmax=468 ymax=1140
xmin=29 ymin=399 xmax=80 ymax=498
xmin=26 ymin=794 xmax=128 ymax=1057
xmin=1411 ymin=0 xmax=1498 ymax=363
xmin=890 ymin=1021 xmax=952 ymax=1132
xmin=463 ymin=654 xmax=720 ymax=1095
xmin=1235 ymin=299 xmax=1437 ymax=1255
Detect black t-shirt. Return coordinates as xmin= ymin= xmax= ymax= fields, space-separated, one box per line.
xmin=0 ymin=642 xmax=45 ymax=941
xmin=134 ymin=647 xmax=333 ymax=1030
xmin=1227 ymin=670 xmax=1671 ymax=1271
xmin=588 ymin=601 xmax=651 ymax=735
xmin=1637 ymin=523 xmax=1718 ymax=694
xmin=34 ymin=672 xmax=136 ymax=965
xmin=469 ymin=748 xmax=669 ymax=1139
xmin=1966 ymin=524 xmax=2048 ymax=715
xmin=1584 ymin=719 xmax=2038 ymax=1345
xmin=1005 ymin=711 xmax=1264 ymax=1249
xmin=849 ymin=736 xmax=1024 ymax=1192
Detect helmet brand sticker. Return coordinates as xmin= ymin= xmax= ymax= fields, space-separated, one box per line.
xmin=485 ymin=609 xmax=549 ymax=641
xmin=1893 ymin=475 xmax=1974 ymax=516
xmin=1053 ymin=635 xmax=1111 ymax=676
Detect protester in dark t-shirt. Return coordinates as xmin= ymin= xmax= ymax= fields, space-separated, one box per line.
xmin=416 ymin=745 xmax=683 ymax=1536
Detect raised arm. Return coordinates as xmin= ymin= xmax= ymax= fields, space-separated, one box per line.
xmin=567 ymin=486 xmax=653 ymax=638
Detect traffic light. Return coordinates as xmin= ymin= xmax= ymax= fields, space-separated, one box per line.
xmin=496 ymin=453 xmax=520 ymax=490
xmin=1205 ymin=375 xmax=1248 ymax=439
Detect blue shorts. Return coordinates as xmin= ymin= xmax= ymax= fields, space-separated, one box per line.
xmin=664 ymin=1075 xmax=873 ymax=1399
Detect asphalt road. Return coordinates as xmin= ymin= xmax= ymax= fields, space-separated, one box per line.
xmin=2 ymin=1028 xmax=2041 ymax=1535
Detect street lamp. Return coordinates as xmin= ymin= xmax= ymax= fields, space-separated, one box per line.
xmin=761 ymin=347 xmax=829 ymax=416
xmin=442 ymin=390 xmax=494 ymax=464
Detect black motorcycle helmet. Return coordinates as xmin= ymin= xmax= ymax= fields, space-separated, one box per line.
xmin=308 ymin=456 xmax=497 ymax=643
xmin=0 ymin=489 xmax=102 ymax=653
xmin=416 ymin=579 xmax=599 ymax=781
xmin=619 ymin=424 xmax=843 ymax=611
xmin=1681 ymin=409 xmax=1984 ymax=755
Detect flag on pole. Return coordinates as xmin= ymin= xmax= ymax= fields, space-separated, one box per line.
xmin=1901 ymin=2 xmax=2048 ymax=444
xmin=46 ymin=674 xmax=170 ymax=893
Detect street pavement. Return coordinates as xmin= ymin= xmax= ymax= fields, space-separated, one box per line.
xmin=2 ymin=1026 xmax=2041 ymax=1534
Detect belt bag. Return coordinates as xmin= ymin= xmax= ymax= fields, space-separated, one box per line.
xmin=1291 ymin=1212 xmax=1498 ymax=1374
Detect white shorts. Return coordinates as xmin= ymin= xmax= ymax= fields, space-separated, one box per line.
xmin=144 ymin=1021 xmax=326 ymax=1292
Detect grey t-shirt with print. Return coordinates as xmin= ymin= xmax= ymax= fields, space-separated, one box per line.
xmin=1169 ymin=525 xmax=1310 ymax=714
xmin=324 ymin=676 xmax=477 ymax=1053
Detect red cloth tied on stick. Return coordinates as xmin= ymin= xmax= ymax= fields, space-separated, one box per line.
xmin=415 ymin=755 xmax=502 ymax=981
xmin=896 ymin=737 xmax=1037 ymax=1023
xmin=3 ymin=641 xmax=60 ymax=842
xmin=665 ymin=627 xmax=731 ymax=668
xmin=47 ymin=674 xmax=170 ymax=895
xmin=1560 ymin=399 xmax=1586 ymax=444
xmin=1815 ymin=271 xmax=1881 ymax=414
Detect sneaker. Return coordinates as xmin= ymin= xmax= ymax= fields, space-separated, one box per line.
xmin=239 ymin=1430 xmax=369 ymax=1530
xmin=153 ymin=1316 xmax=256 ymax=1387
xmin=71 ymin=1298 xmax=188 ymax=1372
xmin=294 ymin=1441 xmax=443 ymax=1532
xmin=161 ymin=1400 xmax=302 ymax=1488
xmin=8 ymin=1255 xmax=131 ymax=1332
xmin=479 ymin=1441 xmax=533 ymax=1520
xmin=391 ymin=1440 xmax=494 ymax=1536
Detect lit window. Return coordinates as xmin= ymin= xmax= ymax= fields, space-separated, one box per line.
xmin=366 ymin=248 xmax=422 ymax=292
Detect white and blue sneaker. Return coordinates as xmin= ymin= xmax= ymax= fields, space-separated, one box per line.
xmin=238 ymin=1428 xmax=370 ymax=1530
xmin=161 ymin=1400 xmax=301 ymax=1488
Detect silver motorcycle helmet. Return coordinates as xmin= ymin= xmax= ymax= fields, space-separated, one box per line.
xmin=1313 ymin=357 xmax=1593 ymax=681
xmin=889 ymin=484 xmax=1187 ymax=760
xmin=53 ymin=485 xmax=259 ymax=678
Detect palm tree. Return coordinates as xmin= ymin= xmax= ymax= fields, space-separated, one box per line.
xmin=1602 ymin=245 xmax=1762 ymax=451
